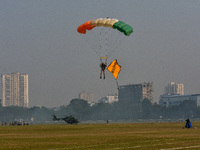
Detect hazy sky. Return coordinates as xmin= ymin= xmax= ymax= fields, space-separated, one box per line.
xmin=1 ymin=0 xmax=200 ymax=107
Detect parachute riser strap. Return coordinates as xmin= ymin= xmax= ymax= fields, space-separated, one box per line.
xmin=100 ymin=56 xmax=108 ymax=63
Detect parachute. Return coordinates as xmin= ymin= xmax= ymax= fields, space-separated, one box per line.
xmin=77 ymin=18 xmax=133 ymax=36
xmin=77 ymin=18 xmax=133 ymax=59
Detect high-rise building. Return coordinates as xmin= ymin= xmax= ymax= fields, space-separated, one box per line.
xmin=164 ymin=82 xmax=184 ymax=95
xmin=119 ymin=82 xmax=154 ymax=103
xmin=79 ymin=91 xmax=94 ymax=103
xmin=1 ymin=73 xmax=29 ymax=108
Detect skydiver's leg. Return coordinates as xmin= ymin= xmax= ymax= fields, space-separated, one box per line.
xmin=100 ymin=69 xmax=102 ymax=79
xmin=103 ymin=70 xmax=105 ymax=79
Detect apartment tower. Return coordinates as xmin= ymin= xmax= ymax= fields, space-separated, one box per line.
xmin=164 ymin=82 xmax=184 ymax=95
xmin=1 ymin=73 xmax=29 ymax=107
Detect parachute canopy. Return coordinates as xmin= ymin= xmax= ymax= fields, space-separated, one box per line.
xmin=77 ymin=18 xmax=133 ymax=36
xmin=107 ymin=59 xmax=121 ymax=79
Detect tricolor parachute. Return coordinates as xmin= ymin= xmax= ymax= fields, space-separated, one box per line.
xmin=77 ymin=18 xmax=133 ymax=36
xmin=77 ymin=18 xmax=133 ymax=59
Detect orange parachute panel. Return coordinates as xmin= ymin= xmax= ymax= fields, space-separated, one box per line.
xmin=77 ymin=20 xmax=96 ymax=34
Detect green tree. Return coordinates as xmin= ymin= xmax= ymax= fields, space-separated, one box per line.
xmin=66 ymin=99 xmax=91 ymax=120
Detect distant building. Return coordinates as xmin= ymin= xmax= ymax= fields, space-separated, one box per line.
xmin=118 ymin=82 xmax=153 ymax=103
xmin=159 ymin=94 xmax=200 ymax=107
xmin=99 ymin=94 xmax=118 ymax=104
xmin=1 ymin=73 xmax=29 ymax=108
xmin=79 ymin=91 xmax=94 ymax=103
xmin=164 ymin=82 xmax=184 ymax=95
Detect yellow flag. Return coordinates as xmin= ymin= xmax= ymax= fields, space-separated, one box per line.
xmin=107 ymin=59 xmax=121 ymax=79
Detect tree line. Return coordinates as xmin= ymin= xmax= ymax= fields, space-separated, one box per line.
xmin=0 ymin=98 xmax=200 ymax=123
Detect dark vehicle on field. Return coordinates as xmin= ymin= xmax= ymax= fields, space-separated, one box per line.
xmin=53 ymin=114 xmax=79 ymax=124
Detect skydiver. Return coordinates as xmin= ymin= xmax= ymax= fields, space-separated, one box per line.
xmin=100 ymin=58 xmax=107 ymax=79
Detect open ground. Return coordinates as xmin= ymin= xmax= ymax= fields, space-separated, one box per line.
xmin=0 ymin=122 xmax=200 ymax=150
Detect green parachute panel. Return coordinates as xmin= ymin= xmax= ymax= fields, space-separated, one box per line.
xmin=113 ymin=21 xmax=133 ymax=36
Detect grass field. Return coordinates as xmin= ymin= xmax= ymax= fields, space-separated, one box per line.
xmin=0 ymin=122 xmax=200 ymax=150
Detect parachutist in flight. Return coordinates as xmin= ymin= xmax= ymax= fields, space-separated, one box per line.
xmin=100 ymin=58 xmax=107 ymax=79
xmin=77 ymin=18 xmax=133 ymax=80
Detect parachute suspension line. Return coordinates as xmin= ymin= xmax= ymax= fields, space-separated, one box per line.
xmin=103 ymin=28 xmax=126 ymax=58
xmin=83 ymin=25 xmax=127 ymax=59
xmin=109 ymin=31 xmax=126 ymax=57
xmin=83 ymin=31 xmax=101 ymax=58
xmin=84 ymin=27 xmax=104 ymax=58
xmin=98 ymin=27 xmax=122 ymax=58
xmin=96 ymin=27 xmax=111 ymax=58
